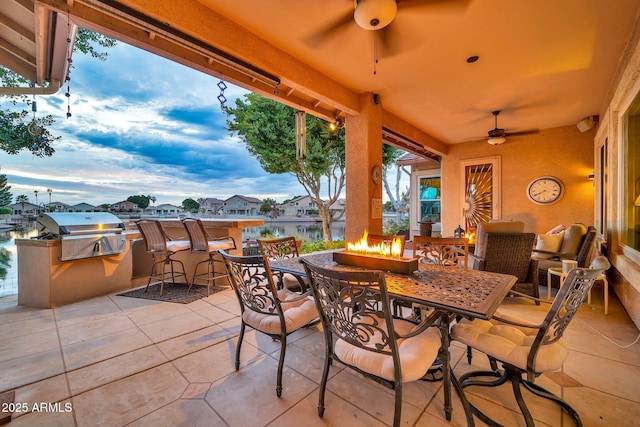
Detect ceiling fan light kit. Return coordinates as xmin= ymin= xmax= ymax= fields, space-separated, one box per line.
xmin=487 ymin=136 xmax=506 ymax=145
xmin=354 ymin=0 xmax=398 ymax=30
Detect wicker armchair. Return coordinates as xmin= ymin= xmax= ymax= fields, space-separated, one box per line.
xmin=469 ymin=232 xmax=539 ymax=302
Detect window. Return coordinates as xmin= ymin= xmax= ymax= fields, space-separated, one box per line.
xmin=622 ymin=93 xmax=640 ymax=254
xmin=596 ymin=139 xmax=608 ymax=235
xmin=418 ymin=176 xmax=441 ymax=222
xmin=411 ymin=169 xmax=441 ymax=232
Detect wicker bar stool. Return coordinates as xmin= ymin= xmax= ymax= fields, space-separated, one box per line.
xmin=181 ymin=218 xmax=236 ymax=295
xmin=136 ymin=219 xmax=190 ymax=296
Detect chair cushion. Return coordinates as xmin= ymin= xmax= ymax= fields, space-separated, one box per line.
xmin=207 ymin=239 xmax=235 ymax=251
xmin=242 ymin=290 xmax=318 ymax=335
xmin=558 ymin=223 xmax=587 ymax=255
xmin=335 ymin=316 xmax=441 ymax=382
xmin=166 ymin=240 xmax=190 ymax=252
xmin=546 ymin=224 xmax=565 ymax=235
xmin=532 ymin=232 xmax=564 ymax=259
xmin=451 ymin=314 xmax=569 ymax=373
xmin=282 ymin=275 xmax=308 ymax=292
xmin=475 ymin=221 xmax=525 ymax=258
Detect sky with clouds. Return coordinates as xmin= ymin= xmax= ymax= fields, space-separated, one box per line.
xmin=1 ymin=39 xmax=408 ymax=208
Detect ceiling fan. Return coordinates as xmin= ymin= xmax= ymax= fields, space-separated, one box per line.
xmin=305 ymin=0 xmax=466 ymax=56
xmin=485 ymin=110 xmax=538 ymax=145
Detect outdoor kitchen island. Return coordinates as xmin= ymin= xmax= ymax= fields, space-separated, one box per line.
xmin=16 ymin=216 xmax=263 ymax=308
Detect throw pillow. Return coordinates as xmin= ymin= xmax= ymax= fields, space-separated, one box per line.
xmin=532 ymin=231 xmax=564 ymax=259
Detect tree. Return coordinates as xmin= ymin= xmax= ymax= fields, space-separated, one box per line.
xmin=16 ymin=194 xmax=28 ymax=214
xmin=0 ymin=28 xmax=117 ymax=157
xmin=224 ymin=94 xmax=346 ymax=241
xmin=260 ymin=198 xmax=280 ymax=221
xmin=225 ymin=94 xmax=405 ymax=241
xmin=127 ymin=195 xmax=150 ymax=209
xmin=196 ymin=197 xmax=207 ymax=214
xmin=0 ymin=173 xmax=12 ymax=206
xmin=182 ymin=198 xmax=199 ymax=213
xmin=382 ymin=146 xmax=410 ymax=222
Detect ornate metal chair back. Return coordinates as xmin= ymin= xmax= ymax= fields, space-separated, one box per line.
xmin=219 ymin=251 xmax=281 ymax=317
xmin=413 ymin=236 xmax=469 ymax=268
xmin=527 ymin=256 xmax=610 ymax=376
xmin=258 ymin=236 xmax=299 ymax=261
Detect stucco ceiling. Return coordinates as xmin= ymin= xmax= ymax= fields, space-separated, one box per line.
xmin=2 ymin=0 xmax=639 ymax=148
xmin=195 ymin=0 xmax=640 ymax=144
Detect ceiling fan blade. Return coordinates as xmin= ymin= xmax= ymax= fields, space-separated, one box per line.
xmin=396 ymin=0 xmax=470 ymax=13
xmin=378 ymin=24 xmax=402 ymax=58
xmin=506 ymin=129 xmax=539 ymax=137
xmin=303 ymin=11 xmax=354 ymax=48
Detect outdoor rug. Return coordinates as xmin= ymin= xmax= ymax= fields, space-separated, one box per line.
xmin=117 ymin=282 xmax=221 ymax=304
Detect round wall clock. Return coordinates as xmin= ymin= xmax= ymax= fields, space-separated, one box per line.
xmin=526 ymin=176 xmax=564 ymax=205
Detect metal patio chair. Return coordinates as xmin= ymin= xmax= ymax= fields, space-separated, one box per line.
xmin=219 ymin=250 xmax=319 ymax=397
xmin=301 ymin=258 xmax=443 ymax=427
xmin=451 ymin=256 xmax=611 ymax=427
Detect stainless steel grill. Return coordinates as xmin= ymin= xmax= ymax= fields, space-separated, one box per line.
xmin=37 ymin=212 xmax=127 ymax=261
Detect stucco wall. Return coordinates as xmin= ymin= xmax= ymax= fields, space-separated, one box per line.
xmin=439 ymin=125 xmax=595 ymax=236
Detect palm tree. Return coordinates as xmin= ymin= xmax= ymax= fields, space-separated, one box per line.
xmin=16 ymin=194 xmax=29 ymax=215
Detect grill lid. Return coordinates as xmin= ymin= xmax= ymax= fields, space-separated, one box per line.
xmin=37 ymin=212 xmax=125 ymax=235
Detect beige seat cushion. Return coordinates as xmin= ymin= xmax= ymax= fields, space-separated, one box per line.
xmin=558 ymin=223 xmax=587 ymax=255
xmin=532 ymin=231 xmax=564 ymax=259
xmin=451 ymin=313 xmax=568 ymax=373
xmin=242 ymin=289 xmax=318 ymax=335
xmin=166 ymin=240 xmax=190 ymax=252
xmin=474 ymin=221 xmax=525 ymax=258
xmin=335 ymin=316 xmax=441 ymax=382
xmin=206 ymin=239 xmax=235 ymax=251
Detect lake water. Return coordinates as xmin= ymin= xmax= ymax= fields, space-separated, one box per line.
xmin=242 ymin=220 xmax=345 ymax=242
xmin=0 ymin=223 xmax=38 ymax=298
xmin=0 ymin=220 xmax=345 ymax=298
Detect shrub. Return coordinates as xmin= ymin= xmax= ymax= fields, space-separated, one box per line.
xmin=383 ymin=218 xmax=410 ymax=235
xmin=300 ymin=239 xmax=345 ymax=254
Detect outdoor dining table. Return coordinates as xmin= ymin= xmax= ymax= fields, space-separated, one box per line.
xmin=269 ymin=251 xmax=517 ymax=424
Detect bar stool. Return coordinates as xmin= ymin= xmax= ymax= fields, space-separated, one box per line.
xmin=181 ymin=218 xmax=236 ymax=295
xmin=136 ymin=219 xmax=190 ymax=296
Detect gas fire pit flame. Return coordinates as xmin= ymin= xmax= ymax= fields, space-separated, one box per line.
xmin=346 ymin=230 xmax=403 ymax=259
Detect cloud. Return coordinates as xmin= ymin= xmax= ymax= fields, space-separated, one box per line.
xmin=1 ymin=41 xmax=306 ymax=206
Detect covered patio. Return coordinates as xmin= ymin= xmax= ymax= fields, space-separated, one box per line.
xmin=2 ymin=1 xmax=640 ymax=425
xmin=3 ymin=0 xmax=637 ymax=325
xmin=1 ymin=281 xmax=637 ymax=426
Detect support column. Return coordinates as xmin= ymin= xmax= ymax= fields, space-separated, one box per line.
xmin=345 ymin=92 xmax=383 ymax=242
